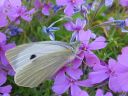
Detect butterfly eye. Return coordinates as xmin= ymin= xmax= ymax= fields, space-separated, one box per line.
xmin=30 ymin=54 xmax=36 ymax=60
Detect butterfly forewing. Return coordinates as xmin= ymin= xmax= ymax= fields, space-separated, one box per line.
xmin=6 ymin=41 xmax=75 ymax=87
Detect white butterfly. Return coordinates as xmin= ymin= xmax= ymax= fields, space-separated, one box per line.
xmin=6 ymin=41 xmax=79 ymax=88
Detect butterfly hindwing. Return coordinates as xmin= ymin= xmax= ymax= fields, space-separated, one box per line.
xmin=15 ymin=51 xmax=73 ymax=88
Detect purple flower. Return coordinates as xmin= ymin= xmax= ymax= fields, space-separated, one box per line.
xmin=0 ymin=32 xmax=15 ymax=65
xmin=76 ymin=30 xmax=107 ymax=68
xmin=95 ymin=89 xmax=113 ymax=96
xmin=0 ymin=69 xmax=12 ymax=95
xmin=0 ymin=32 xmax=14 ymax=95
xmin=56 ymin=0 xmax=84 ymax=16
xmin=42 ymin=3 xmax=52 ymax=16
xmin=34 ymin=0 xmax=52 ymax=16
xmin=64 ymin=18 xmax=86 ymax=41
xmin=88 ymin=57 xmax=128 ymax=92
xmin=113 ymin=46 xmax=128 ymax=92
xmin=120 ymin=0 xmax=128 ymax=7
xmin=5 ymin=0 xmax=35 ymax=22
xmin=6 ymin=25 xmax=23 ymax=37
xmin=52 ymin=66 xmax=91 ymax=96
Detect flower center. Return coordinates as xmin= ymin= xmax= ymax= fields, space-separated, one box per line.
xmin=71 ymin=0 xmax=76 ymax=3
xmin=79 ymin=44 xmax=87 ymax=51
xmin=74 ymin=27 xmax=81 ymax=32
xmin=106 ymin=68 xmax=117 ymax=77
xmin=0 ymin=47 xmax=2 ymax=51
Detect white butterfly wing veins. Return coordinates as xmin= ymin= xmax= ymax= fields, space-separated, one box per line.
xmin=6 ymin=41 xmax=77 ymax=88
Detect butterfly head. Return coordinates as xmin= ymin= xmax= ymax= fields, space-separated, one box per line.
xmin=70 ymin=41 xmax=81 ymax=54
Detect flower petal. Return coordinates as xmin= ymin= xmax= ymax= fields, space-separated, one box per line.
xmin=0 ymin=85 xmax=12 ymax=93
xmin=0 ymin=32 xmax=6 ymax=43
xmin=64 ymin=22 xmax=74 ymax=31
xmin=84 ymin=51 xmax=100 ymax=67
xmin=79 ymin=91 xmax=89 ymax=96
xmin=66 ymin=67 xmax=83 ymax=80
xmin=79 ymin=30 xmax=92 ymax=44
xmin=88 ymin=70 xmax=109 ymax=84
xmin=9 ymin=0 xmax=21 ymax=7
xmin=64 ymin=5 xmax=74 ymax=16
xmin=117 ymin=73 xmax=128 ymax=92
xmin=0 ymin=14 xmax=8 ymax=27
xmin=72 ymin=52 xmax=84 ymax=69
xmin=105 ymin=92 xmax=113 ymax=96
xmin=95 ymin=89 xmax=104 ymax=96
xmin=71 ymin=84 xmax=82 ymax=96
xmin=89 ymin=36 xmax=107 ymax=50
xmin=109 ymin=76 xmax=121 ymax=92
xmin=76 ymin=18 xmax=86 ymax=29
xmin=56 ymin=0 xmax=67 ymax=6
xmin=0 ymin=72 xmax=6 ymax=86
xmin=4 ymin=43 xmax=15 ymax=51
xmin=75 ymin=79 xmax=93 ymax=87
xmin=52 ymin=70 xmax=70 ymax=94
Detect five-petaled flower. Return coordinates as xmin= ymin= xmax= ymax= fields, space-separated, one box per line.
xmin=56 ymin=0 xmax=84 ymax=16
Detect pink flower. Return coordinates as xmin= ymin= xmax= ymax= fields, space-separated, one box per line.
xmin=95 ymin=89 xmax=113 ymax=96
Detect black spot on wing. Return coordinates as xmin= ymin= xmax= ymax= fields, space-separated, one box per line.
xmin=30 ymin=54 xmax=36 ymax=60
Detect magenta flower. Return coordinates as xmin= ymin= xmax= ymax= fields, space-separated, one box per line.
xmin=0 ymin=32 xmax=15 ymax=65
xmin=52 ymin=66 xmax=91 ymax=96
xmin=120 ymin=0 xmax=128 ymax=7
xmin=95 ymin=89 xmax=113 ymax=96
xmin=56 ymin=0 xmax=84 ymax=16
xmin=34 ymin=0 xmax=52 ymax=16
xmin=77 ymin=30 xmax=107 ymax=67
